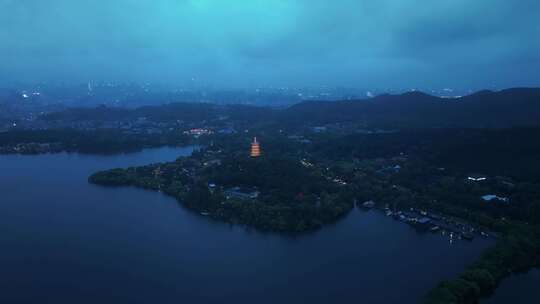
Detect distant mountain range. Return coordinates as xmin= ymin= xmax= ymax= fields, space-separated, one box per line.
xmin=282 ymin=88 xmax=540 ymax=128
xmin=42 ymin=88 xmax=540 ymax=129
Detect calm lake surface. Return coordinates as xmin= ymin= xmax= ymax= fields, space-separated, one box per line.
xmin=1 ymin=147 xmax=494 ymax=304
xmin=484 ymin=269 xmax=540 ymax=303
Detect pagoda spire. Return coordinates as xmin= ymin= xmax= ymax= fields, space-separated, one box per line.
xmin=250 ymin=137 xmax=261 ymax=157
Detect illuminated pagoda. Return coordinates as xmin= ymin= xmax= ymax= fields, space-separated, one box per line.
xmin=250 ymin=137 xmax=261 ymax=157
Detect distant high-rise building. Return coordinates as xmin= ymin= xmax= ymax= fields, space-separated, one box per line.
xmin=250 ymin=137 xmax=261 ymax=157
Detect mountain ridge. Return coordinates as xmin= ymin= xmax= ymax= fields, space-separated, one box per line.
xmin=41 ymin=87 xmax=540 ymax=129
xmin=283 ymin=87 xmax=540 ymax=128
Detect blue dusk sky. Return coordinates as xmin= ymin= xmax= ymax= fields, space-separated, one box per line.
xmin=1 ymin=0 xmax=539 ymax=89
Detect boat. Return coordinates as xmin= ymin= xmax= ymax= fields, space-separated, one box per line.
xmin=361 ymin=201 xmax=375 ymax=209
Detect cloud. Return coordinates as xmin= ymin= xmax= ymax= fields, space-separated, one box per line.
xmin=0 ymin=0 xmax=539 ymax=88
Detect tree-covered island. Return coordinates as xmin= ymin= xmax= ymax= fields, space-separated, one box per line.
xmin=89 ymin=137 xmax=353 ymax=232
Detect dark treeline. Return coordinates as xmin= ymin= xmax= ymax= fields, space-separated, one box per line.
xmin=307 ymin=128 xmax=540 ymax=225
xmin=309 ymin=128 xmax=540 ymax=182
xmin=43 ymin=103 xmax=275 ymax=124
xmin=0 ymin=129 xmax=190 ymax=154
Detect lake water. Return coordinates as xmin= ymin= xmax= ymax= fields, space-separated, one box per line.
xmin=484 ymin=269 xmax=540 ymax=303
xmin=1 ymin=147 xmax=494 ymax=304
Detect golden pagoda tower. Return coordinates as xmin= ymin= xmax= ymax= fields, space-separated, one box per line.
xmin=250 ymin=137 xmax=261 ymax=157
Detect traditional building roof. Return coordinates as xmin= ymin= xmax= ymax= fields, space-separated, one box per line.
xmin=250 ymin=137 xmax=261 ymax=157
